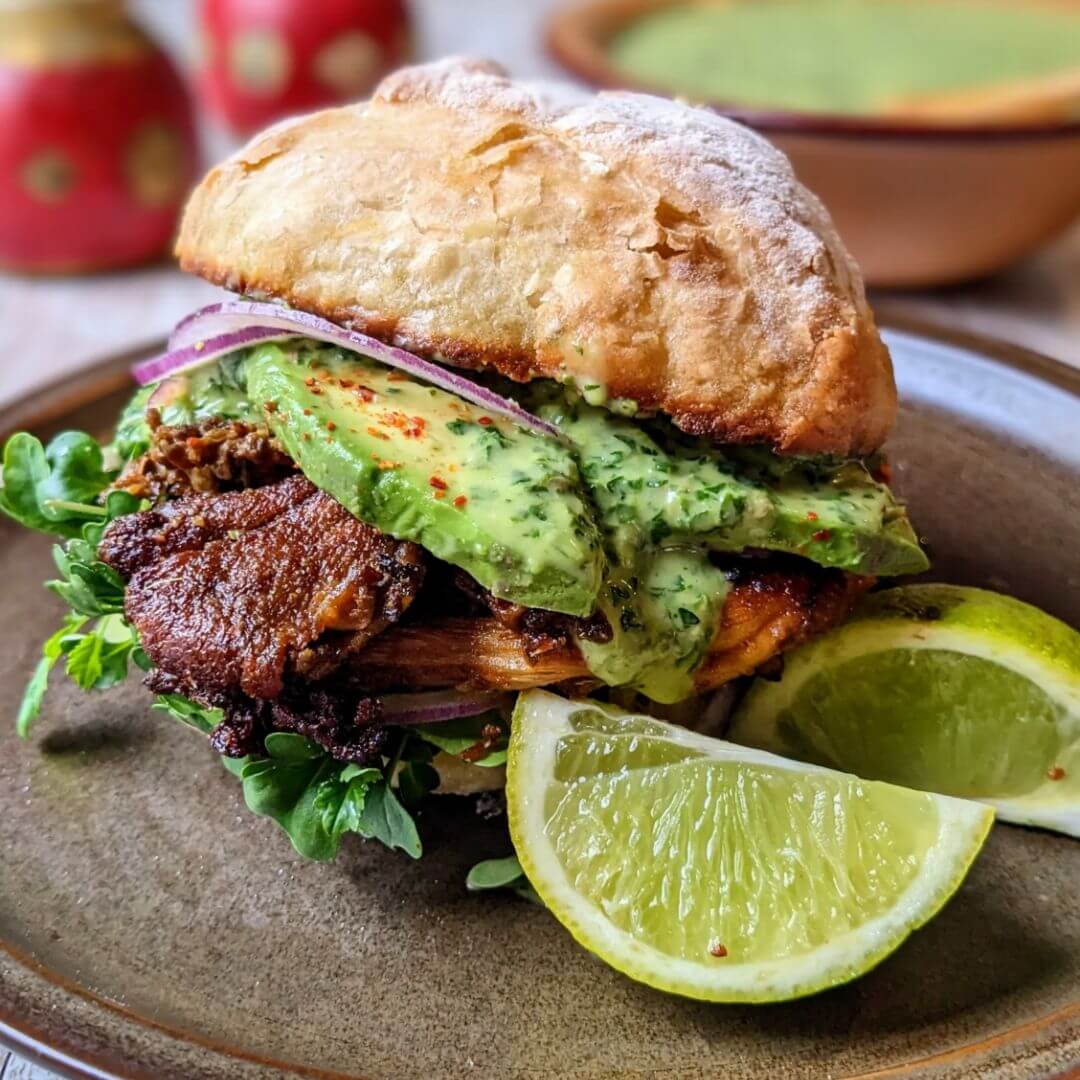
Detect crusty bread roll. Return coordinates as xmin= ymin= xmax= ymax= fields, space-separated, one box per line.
xmin=177 ymin=58 xmax=895 ymax=455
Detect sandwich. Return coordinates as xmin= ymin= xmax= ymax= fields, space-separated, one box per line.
xmin=2 ymin=58 xmax=927 ymax=861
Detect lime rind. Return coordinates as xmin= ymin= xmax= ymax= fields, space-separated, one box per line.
xmin=853 ymin=585 xmax=1080 ymax=675
xmin=979 ymin=790 xmax=1079 ymax=836
xmin=730 ymin=585 xmax=1080 ymax=836
xmin=508 ymin=691 xmax=993 ymax=1004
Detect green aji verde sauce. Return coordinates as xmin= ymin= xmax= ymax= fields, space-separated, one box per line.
xmin=610 ymin=0 xmax=1080 ymax=115
xmin=531 ymin=389 xmax=925 ymax=702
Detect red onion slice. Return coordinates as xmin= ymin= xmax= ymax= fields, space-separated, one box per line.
xmin=133 ymin=326 xmax=297 ymax=387
xmin=378 ymin=690 xmax=508 ymax=727
xmin=158 ymin=300 xmax=564 ymax=442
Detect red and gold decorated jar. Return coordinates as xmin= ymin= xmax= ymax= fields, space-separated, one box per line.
xmin=0 ymin=0 xmax=198 ymax=273
xmin=199 ymin=0 xmax=411 ymax=135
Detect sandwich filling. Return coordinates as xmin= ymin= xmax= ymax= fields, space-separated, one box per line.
xmin=3 ymin=335 xmax=927 ymax=859
xmin=87 ymin=339 xmax=925 ymax=763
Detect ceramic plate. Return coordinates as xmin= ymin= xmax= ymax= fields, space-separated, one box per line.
xmin=0 ymin=322 xmax=1077 ymax=1080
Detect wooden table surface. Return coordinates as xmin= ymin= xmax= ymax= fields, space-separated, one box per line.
xmin=2 ymin=1 xmax=1078 ymax=1078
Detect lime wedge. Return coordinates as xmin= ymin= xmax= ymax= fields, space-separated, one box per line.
xmin=507 ymin=690 xmax=992 ymax=1003
xmin=730 ymin=585 xmax=1080 ymax=837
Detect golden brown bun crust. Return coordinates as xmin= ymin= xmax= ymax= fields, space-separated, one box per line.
xmin=177 ymin=58 xmax=895 ymax=454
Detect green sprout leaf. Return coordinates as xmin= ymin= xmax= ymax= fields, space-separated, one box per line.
xmin=107 ymin=383 xmax=156 ymax=465
xmin=220 ymin=756 xmax=250 ymax=779
xmin=467 ymin=855 xmax=527 ymax=890
xmin=63 ymin=613 xmax=141 ymax=692
xmin=9 ymin=434 xmax=145 ymax=738
xmin=353 ymin=780 xmax=422 ymax=859
xmin=221 ymin=731 xmax=421 ymax=862
xmin=416 ymin=711 xmax=509 ymax=768
xmin=0 ymin=431 xmax=115 ymax=538
xmin=153 ymin=694 xmax=223 ymax=735
xmin=397 ymin=759 xmax=441 ymax=806
xmin=466 ymin=855 xmax=543 ymax=905
xmin=321 ymin=764 xmax=382 ymax=836
xmin=150 ymin=688 xmax=432 ymax=864
xmin=17 ymin=614 xmax=87 ymax=737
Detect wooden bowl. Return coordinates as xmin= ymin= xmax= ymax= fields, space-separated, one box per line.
xmin=547 ymin=0 xmax=1080 ymax=288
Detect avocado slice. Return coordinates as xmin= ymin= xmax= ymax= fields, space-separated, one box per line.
xmin=245 ymin=343 xmax=605 ymax=617
xmin=529 ymin=390 xmax=928 ymax=578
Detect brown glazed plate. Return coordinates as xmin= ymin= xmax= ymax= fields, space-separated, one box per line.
xmin=0 ymin=320 xmax=1078 ymax=1080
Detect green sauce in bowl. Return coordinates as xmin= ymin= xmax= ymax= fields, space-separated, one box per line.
xmin=609 ymin=0 xmax=1080 ymax=116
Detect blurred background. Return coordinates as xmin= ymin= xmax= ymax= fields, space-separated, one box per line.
xmin=1 ymin=0 xmax=1079 ymax=426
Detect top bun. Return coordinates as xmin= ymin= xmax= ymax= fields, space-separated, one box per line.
xmin=177 ymin=58 xmax=895 ymax=455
